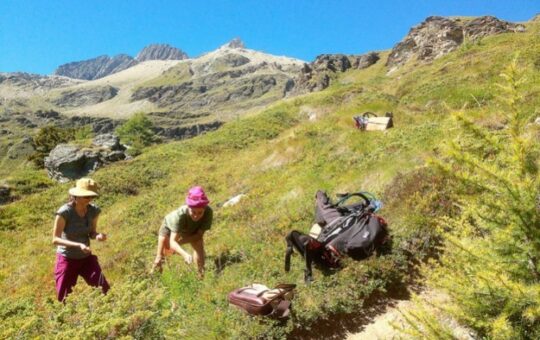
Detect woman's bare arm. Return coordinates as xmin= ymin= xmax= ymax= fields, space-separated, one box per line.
xmin=52 ymin=215 xmax=91 ymax=253
xmin=89 ymin=215 xmax=107 ymax=241
xmin=169 ymin=232 xmax=193 ymax=262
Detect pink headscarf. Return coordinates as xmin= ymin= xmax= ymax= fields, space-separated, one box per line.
xmin=186 ymin=186 xmax=210 ymax=208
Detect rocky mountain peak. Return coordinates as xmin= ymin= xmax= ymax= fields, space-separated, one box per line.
xmin=135 ymin=44 xmax=188 ymax=62
xmin=54 ymin=54 xmax=137 ymax=80
xmin=54 ymin=44 xmax=187 ymax=80
xmin=222 ymin=38 xmax=245 ymax=49
xmin=386 ymin=15 xmax=525 ymax=70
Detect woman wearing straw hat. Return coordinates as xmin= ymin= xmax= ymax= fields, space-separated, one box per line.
xmin=52 ymin=178 xmax=110 ymax=301
xmin=151 ymin=186 xmax=213 ymax=276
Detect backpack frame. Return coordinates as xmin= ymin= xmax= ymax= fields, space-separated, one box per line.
xmin=285 ymin=190 xmax=388 ymax=283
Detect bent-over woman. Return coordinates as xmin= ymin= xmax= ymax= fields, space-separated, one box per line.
xmin=152 ymin=186 xmax=213 ymax=276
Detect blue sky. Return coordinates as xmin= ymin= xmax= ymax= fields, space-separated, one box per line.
xmin=1 ymin=0 xmax=538 ymax=74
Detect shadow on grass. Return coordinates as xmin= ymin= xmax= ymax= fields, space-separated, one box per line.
xmin=287 ymin=283 xmax=420 ymax=340
xmin=212 ymin=250 xmax=246 ymax=276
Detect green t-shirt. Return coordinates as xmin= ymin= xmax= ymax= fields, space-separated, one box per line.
xmin=163 ymin=205 xmax=213 ymax=235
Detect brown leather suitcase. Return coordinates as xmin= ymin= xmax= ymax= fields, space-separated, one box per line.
xmin=228 ymin=283 xmax=296 ymax=318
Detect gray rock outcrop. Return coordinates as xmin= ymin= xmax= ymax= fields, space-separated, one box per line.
xmin=351 ymin=52 xmax=382 ymax=69
xmin=53 ymin=85 xmax=118 ymax=107
xmin=3 ymin=110 xmax=120 ymax=135
xmin=92 ymin=133 xmax=124 ymax=150
xmin=464 ymin=15 xmax=526 ymax=40
xmin=45 ymin=144 xmax=101 ymax=182
xmin=387 ymin=16 xmax=525 ymax=69
xmin=136 ymin=44 xmax=188 ymax=61
xmin=44 ymin=134 xmax=127 ymax=182
xmin=290 ymin=52 xmax=380 ymax=94
xmin=0 ymin=72 xmax=80 ymax=90
xmin=131 ymin=67 xmax=294 ymax=114
xmin=54 ymin=54 xmax=138 ymax=80
xmin=67 ymin=115 xmax=120 ymax=134
xmin=153 ymin=121 xmax=223 ymax=139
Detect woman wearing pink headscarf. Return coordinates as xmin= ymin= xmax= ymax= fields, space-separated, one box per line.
xmin=151 ymin=186 xmax=213 ymax=276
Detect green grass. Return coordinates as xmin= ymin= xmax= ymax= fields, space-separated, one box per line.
xmin=1 ymin=18 xmax=539 ymax=339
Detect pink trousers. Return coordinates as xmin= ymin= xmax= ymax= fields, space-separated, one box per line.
xmin=54 ymin=253 xmax=110 ymax=302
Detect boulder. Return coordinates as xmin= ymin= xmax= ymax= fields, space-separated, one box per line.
xmin=92 ymin=133 xmax=125 ymax=151
xmin=45 ymin=145 xmax=101 ymax=182
xmin=44 ymin=141 xmax=127 ymax=182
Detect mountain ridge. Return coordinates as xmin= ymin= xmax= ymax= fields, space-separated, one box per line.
xmin=54 ymin=43 xmax=189 ymax=80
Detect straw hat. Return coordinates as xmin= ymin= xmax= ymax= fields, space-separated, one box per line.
xmin=69 ymin=178 xmax=99 ymax=197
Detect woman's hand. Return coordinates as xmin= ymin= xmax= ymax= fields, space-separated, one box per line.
xmin=182 ymin=253 xmax=193 ymax=264
xmin=96 ymin=233 xmax=107 ymax=241
xmin=79 ymin=244 xmax=91 ymax=254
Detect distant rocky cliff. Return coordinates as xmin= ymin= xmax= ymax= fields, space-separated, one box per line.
xmin=289 ymin=52 xmax=380 ymax=94
xmin=54 ymin=54 xmax=138 ymax=80
xmin=54 ymin=44 xmax=188 ymax=80
xmin=387 ymin=16 xmax=525 ymax=69
xmin=136 ymin=44 xmax=188 ymax=61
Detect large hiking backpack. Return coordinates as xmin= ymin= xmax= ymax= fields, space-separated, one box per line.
xmin=285 ymin=190 xmax=388 ymax=283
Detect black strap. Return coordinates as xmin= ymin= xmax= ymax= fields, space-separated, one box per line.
xmin=285 ymin=233 xmax=294 ymax=272
xmin=336 ymin=192 xmax=371 ymax=207
xmin=303 ymin=239 xmax=314 ymax=283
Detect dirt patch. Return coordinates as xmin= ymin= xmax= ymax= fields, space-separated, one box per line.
xmin=287 ymin=286 xmax=412 ymax=340
xmin=346 ymin=290 xmax=476 ymax=340
xmin=288 ymin=287 xmax=476 ymax=340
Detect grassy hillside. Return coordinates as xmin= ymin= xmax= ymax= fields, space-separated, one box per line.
xmin=1 ymin=19 xmax=539 ymax=339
